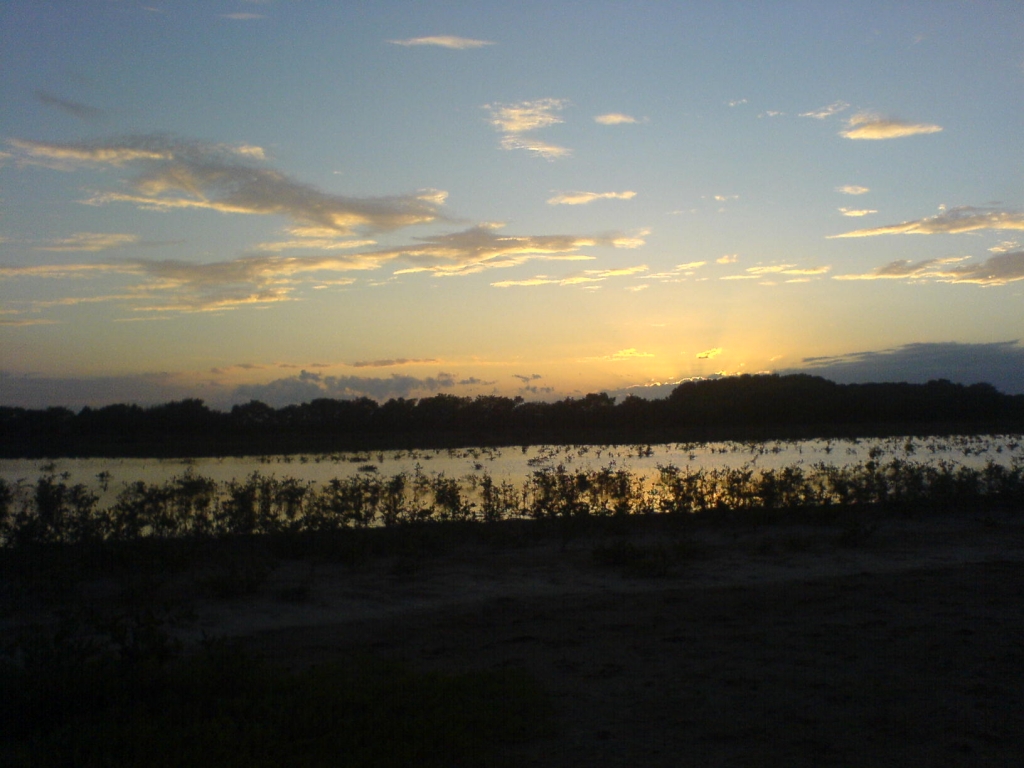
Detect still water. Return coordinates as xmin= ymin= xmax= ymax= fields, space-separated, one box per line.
xmin=2 ymin=435 xmax=1021 ymax=506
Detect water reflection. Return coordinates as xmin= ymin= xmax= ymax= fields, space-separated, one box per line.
xmin=2 ymin=435 xmax=1021 ymax=508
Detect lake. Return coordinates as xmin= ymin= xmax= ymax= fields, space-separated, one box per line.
xmin=3 ymin=434 xmax=1021 ymax=508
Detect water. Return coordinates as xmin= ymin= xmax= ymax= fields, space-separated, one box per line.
xmin=3 ymin=435 xmax=1021 ymax=506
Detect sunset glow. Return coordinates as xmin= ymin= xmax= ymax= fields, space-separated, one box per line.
xmin=2 ymin=1 xmax=1022 ymax=408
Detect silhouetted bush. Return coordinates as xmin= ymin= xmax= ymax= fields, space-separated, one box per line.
xmin=3 ymin=450 xmax=1021 ymax=551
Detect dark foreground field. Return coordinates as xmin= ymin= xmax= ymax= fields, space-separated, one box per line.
xmin=4 ymin=510 xmax=1024 ymax=766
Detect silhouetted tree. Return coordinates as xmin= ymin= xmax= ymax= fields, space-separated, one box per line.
xmin=230 ymin=400 xmax=276 ymax=431
xmin=2 ymin=374 xmax=1023 ymax=457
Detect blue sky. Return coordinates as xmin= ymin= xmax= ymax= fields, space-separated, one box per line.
xmin=2 ymin=0 xmax=1023 ymax=409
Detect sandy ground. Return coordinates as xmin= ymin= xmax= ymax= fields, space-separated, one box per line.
xmin=195 ymin=511 xmax=1024 ymax=767
xmin=6 ymin=511 xmax=1024 ymax=766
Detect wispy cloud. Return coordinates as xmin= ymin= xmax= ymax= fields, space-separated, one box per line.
xmin=0 ymin=318 xmax=60 ymax=327
xmin=834 ymin=251 xmax=1024 ymax=286
xmin=576 ymin=348 xmax=656 ymax=362
xmin=720 ymin=263 xmax=830 ymax=282
xmin=0 ymin=263 xmax=130 ymax=279
xmin=646 ymin=262 xmax=707 ymax=281
xmin=10 ymin=137 xmax=176 ymax=167
xmin=838 ymin=208 xmax=877 ymax=217
xmin=1 ymin=253 xmax=351 ymax=313
xmin=35 ymin=233 xmax=138 ymax=252
xmin=9 ymin=136 xmax=445 ymax=235
xmin=35 ymin=90 xmax=104 ymax=120
xmin=491 ymin=265 xmax=648 ymax=288
xmin=745 ymin=264 xmax=830 ymax=276
xmin=697 ymin=348 xmax=723 ymax=359
xmin=716 ymin=254 xmax=738 ymax=264
xmin=989 ymin=240 xmax=1020 ymax=253
xmin=547 ymin=190 xmax=636 ymax=206
xmin=834 ymin=256 xmax=967 ymax=280
xmin=14 ymin=293 xmax=149 ymax=310
xmin=597 ymin=265 xmax=649 ymax=277
xmin=489 ymin=277 xmax=558 ymax=288
xmin=484 ymin=98 xmax=571 ymax=159
xmin=349 ymin=358 xmax=439 ymax=368
xmin=594 ymin=113 xmax=641 ymax=125
xmin=799 ymin=100 xmax=849 ymax=119
xmin=608 ymin=348 xmax=654 ymax=360
xmin=389 ymin=35 xmax=494 ymax=49
xmin=580 ymin=349 xmax=657 ymax=362
xmin=2 ymin=224 xmax=647 ymax=313
xmin=220 ymin=13 xmax=264 ymax=20
xmin=512 ymin=373 xmax=542 ymax=384
xmin=836 ymin=185 xmax=870 ymax=195
xmin=92 ymin=184 xmax=444 ymax=235
xmin=829 ymin=207 xmax=1024 ymax=238
xmin=498 ymin=136 xmax=572 ymax=160
xmin=209 ymin=363 xmax=273 ymax=375
xmin=839 ymin=112 xmax=943 ymax=139
xmin=255 ymin=237 xmax=378 ymax=253
xmin=485 ymin=98 xmax=566 ymax=134
xmin=394 ymin=224 xmax=647 ymax=277
xmin=254 ymin=224 xmax=378 ymax=253
xmin=609 ymin=231 xmax=648 ymax=249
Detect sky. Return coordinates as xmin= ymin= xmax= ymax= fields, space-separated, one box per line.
xmin=2 ymin=0 xmax=1023 ymax=410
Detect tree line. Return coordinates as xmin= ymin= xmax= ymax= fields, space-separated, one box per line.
xmin=2 ymin=374 xmax=1022 ymax=457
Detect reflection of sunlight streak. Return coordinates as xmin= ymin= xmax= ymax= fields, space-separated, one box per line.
xmin=7 ymin=436 xmax=1018 ymax=515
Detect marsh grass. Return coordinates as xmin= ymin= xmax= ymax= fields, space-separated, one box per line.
xmin=0 ymin=444 xmax=1019 ymax=602
xmin=3 ymin=454 xmax=1022 ymax=555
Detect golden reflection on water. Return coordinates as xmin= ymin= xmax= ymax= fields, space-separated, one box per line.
xmin=2 ymin=435 xmax=1021 ymax=509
